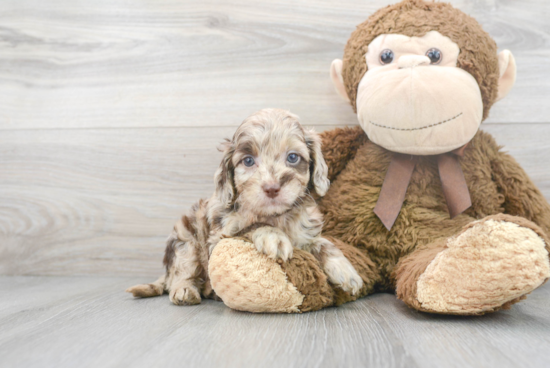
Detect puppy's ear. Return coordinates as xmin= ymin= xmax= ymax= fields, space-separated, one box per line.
xmin=305 ymin=128 xmax=330 ymax=196
xmin=213 ymin=139 xmax=236 ymax=208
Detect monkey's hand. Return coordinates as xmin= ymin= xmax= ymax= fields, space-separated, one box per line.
xmin=251 ymin=226 xmax=293 ymax=262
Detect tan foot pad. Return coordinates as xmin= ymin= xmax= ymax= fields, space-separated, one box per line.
xmin=416 ymin=219 xmax=550 ymax=314
xmin=209 ymin=238 xmax=304 ymax=313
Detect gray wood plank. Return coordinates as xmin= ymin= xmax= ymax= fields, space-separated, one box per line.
xmin=1 ymin=124 xmax=549 ymax=276
xmin=0 ymin=126 xmax=230 ymax=276
xmin=0 ymin=0 xmax=548 ymax=131
xmin=0 ymin=276 xmax=549 ymax=368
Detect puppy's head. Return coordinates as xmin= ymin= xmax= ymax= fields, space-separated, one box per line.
xmin=214 ymin=108 xmax=330 ymax=216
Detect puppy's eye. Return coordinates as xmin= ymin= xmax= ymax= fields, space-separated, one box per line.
xmin=243 ymin=156 xmax=255 ymax=167
xmin=379 ymin=49 xmax=394 ymax=64
xmin=287 ymin=153 xmax=300 ymax=164
xmin=426 ymin=48 xmax=442 ymax=64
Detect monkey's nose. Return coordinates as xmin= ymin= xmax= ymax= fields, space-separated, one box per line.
xmin=398 ymin=55 xmax=431 ymax=69
xmin=263 ymin=184 xmax=281 ymax=199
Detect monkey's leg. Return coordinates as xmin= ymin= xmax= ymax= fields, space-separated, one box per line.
xmin=394 ymin=214 xmax=550 ymax=315
xmin=208 ymin=236 xmax=381 ymax=312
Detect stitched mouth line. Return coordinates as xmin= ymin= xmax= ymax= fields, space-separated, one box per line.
xmin=369 ymin=112 xmax=463 ymax=131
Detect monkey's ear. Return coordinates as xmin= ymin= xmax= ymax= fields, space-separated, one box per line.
xmin=305 ymin=128 xmax=330 ymax=197
xmin=213 ymin=140 xmax=236 ymax=208
xmin=330 ymin=59 xmax=351 ymax=104
xmin=496 ymin=50 xmax=516 ymax=101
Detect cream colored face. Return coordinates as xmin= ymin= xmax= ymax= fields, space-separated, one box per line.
xmin=357 ymin=31 xmax=483 ymax=155
xmin=231 ymin=122 xmax=312 ymax=217
xmin=214 ymin=109 xmax=330 ymax=213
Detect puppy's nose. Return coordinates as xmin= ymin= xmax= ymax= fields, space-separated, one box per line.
xmin=263 ymin=183 xmax=281 ymax=199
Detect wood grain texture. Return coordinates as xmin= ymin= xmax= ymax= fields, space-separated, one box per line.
xmin=0 ymin=124 xmax=549 ymax=276
xmin=0 ymin=0 xmax=549 ymax=131
xmin=0 ymin=276 xmax=549 ymax=368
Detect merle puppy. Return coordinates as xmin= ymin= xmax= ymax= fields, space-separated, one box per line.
xmin=127 ymin=109 xmax=363 ymax=305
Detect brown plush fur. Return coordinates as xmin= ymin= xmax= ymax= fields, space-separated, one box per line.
xmin=342 ymin=0 xmax=499 ymax=121
xmin=319 ymin=126 xmax=369 ymax=182
xmin=279 ymin=235 xmax=382 ymax=311
xmin=280 ymin=251 xmax=334 ymax=312
xmin=319 ymin=127 xmax=550 ymax=286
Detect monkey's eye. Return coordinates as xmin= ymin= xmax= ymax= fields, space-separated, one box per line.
xmin=287 ymin=153 xmax=300 ymax=164
xmin=426 ymin=48 xmax=442 ymax=64
xmin=243 ymin=156 xmax=255 ymax=167
xmin=379 ymin=49 xmax=394 ymax=64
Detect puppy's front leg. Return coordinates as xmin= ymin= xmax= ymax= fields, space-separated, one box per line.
xmin=251 ymin=226 xmax=293 ymax=262
xmin=314 ymin=237 xmax=363 ymax=295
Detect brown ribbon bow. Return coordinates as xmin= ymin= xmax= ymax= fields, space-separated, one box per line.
xmin=373 ymin=145 xmax=471 ymax=231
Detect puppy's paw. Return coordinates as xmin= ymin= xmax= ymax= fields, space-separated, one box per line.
xmin=169 ymin=287 xmax=201 ymax=306
xmin=323 ymin=256 xmax=364 ymax=295
xmin=252 ymin=227 xmax=293 ymax=262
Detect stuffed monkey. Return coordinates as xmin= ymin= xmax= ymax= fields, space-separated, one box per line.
xmin=208 ymin=0 xmax=550 ymax=315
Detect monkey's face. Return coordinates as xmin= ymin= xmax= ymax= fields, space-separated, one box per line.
xmin=355 ymin=31 xmax=482 ymax=155
xmin=331 ymin=26 xmax=516 ymax=156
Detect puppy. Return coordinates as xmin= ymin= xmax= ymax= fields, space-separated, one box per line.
xmin=127 ymin=108 xmax=364 ymax=305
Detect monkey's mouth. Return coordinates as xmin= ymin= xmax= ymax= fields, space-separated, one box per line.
xmin=368 ymin=112 xmax=463 ymax=131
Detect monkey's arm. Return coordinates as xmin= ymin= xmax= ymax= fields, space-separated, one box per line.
xmin=319 ymin=126 xmax=368 ymax=182
xmin=491 ymin=149 xmax=550 ymax=235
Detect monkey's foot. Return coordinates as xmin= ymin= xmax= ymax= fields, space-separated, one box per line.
xmin=415 ymin=216 xmax=550 ymax=315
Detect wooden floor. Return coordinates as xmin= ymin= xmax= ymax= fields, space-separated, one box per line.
xmin=2 ymin=0 xmax=550 ymax=367
xmin=0 ymin=276 xmax=549 ymax=368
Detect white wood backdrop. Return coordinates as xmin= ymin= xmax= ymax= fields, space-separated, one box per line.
xmin=1 ymin=0 xmax=549 ymax=276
